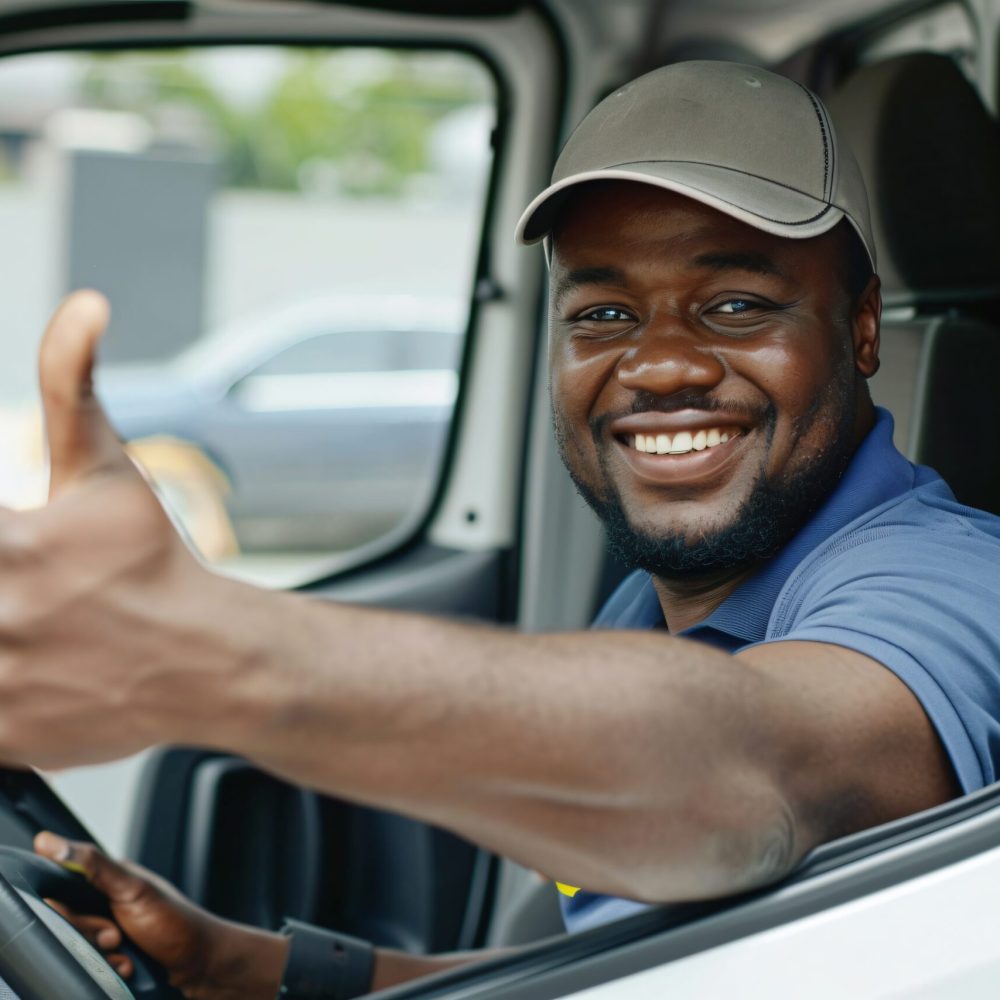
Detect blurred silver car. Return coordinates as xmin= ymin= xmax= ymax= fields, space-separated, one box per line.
xmin=98 ymin=294 xmax=466 ymax=556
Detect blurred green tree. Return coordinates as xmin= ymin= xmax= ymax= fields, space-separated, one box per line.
xmin=78 ymin=48 xmax=490 ymax=195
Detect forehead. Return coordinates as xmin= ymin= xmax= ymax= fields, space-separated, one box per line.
xmin=549 ymin=181 xmax=833 ymax=273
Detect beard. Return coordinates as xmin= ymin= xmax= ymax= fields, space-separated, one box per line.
xmin=555 ymin=380 xmax=858 ymax=582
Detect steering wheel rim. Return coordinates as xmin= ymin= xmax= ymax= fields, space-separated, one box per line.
xmin=0 ymin=863 xmax=131 ymax=999
xmin=0 ymin=847 xmax=183 ymax=1000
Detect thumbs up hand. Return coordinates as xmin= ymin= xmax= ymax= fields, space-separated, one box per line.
xmin=0 ymin=292 xmax=253 ymax=768
xmin=40 ymin=291 xmax=133 ymax=499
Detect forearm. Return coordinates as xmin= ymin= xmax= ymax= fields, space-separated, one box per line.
xmin=145 ymin=579 xmax=797 ymax=903
xmin=371 ymin=947 xmax=509 ymax=992
xmin=189 ymin=922 xmax=493 ymax=999
xmin=180 ymin=919 xmax=288 ymax=1000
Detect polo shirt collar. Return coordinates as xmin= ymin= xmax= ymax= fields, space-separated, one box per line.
xmin=611 ymin=409 xmax=916 ymax=643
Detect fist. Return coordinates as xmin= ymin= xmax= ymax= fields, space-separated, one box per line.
xmin=34 ymin=832 xmax=289 ymax=1000
xmin=0 ymin=293 xmax=245 ymax=767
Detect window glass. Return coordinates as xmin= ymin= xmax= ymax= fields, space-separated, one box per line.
xmin=0 ymin=47 xmax=494 ymax=586
xmin=248 ymin=333 xmax=391 ymax=376
xmin=238 ymin=327 xmax=461 ymax=377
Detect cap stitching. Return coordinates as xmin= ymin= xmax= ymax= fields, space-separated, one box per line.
xmin=796 ymin=83 xmax=833 ymax=202
xmin=584 ymin=160 xmax=836 ymax=224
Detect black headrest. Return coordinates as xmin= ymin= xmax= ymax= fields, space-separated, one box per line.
xmin=828 ymin=53 xmax=1000 ymax=305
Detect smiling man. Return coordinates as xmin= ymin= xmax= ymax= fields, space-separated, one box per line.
xmin=547 ymin=184 xmax=871 ymax=619
xmin=12 ymin=61 xmax=1000 ymax=998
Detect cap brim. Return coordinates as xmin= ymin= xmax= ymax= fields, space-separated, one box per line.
xmin=515 ymin=162 xmax=845 ymax=248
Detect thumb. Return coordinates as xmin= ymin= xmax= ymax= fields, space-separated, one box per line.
xmin=34 ymin=833 xmax=144 ymax=905
xmin=39 ymin=290 xmax=131 ymax=498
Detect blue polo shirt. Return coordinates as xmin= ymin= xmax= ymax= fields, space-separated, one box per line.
xmin=562 ymin=407 xmax=1000 ymax=933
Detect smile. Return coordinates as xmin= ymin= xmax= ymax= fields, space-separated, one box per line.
xmin=624 ymin=426 xmax=743 ymax=456
xmin=609 ymin=420 xmax=751 ymax=488
xmin=605 ymin=409 xmax=757 ymax=486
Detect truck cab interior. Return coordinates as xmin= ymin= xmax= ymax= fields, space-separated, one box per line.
xmin=0 ymin=1 xmax=999 ymax=997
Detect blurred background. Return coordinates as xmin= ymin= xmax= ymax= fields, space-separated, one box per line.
xmin=0 ymin=45 xmax=494 ymax=588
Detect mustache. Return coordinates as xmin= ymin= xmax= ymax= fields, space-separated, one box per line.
xmin=589 ymin=391 xmax=775 ymax=440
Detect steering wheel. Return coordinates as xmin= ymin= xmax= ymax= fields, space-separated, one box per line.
xmin=0 ymin=846 xmax=184 ymax=1000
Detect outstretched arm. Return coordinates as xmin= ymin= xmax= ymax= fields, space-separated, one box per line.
xmin=180 ymin=596 xmax=957 ymax=901
xmin=0 ymin=292 xmax=958 ymax=902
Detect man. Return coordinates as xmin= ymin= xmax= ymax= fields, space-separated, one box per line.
xmin=9 ymin=59 xmax=999 ymax=997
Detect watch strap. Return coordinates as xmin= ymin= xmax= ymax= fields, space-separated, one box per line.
xmin=277 ymin=919 xmax=375 ymax=1000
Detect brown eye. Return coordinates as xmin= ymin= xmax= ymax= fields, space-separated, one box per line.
xmin=712 ymin=298 xmax=757 ymax=315
xmin=581 ymin=307 xmax=634 ymax=322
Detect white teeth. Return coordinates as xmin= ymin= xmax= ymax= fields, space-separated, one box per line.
xmin=629 ymin=426 xmax=741 ymax=455
xmin=669 ymin=431 xmax=693 ymax=453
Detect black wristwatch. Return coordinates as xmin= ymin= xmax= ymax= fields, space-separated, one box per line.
xmin=276 ymin=919 xmax=375 ymax=1000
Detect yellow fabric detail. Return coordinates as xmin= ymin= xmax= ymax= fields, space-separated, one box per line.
xmin=555 ymin=882 xmax=581 ymax=898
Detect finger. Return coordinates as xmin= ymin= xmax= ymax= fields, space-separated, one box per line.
xmin=41 ymin=898 xmax=121 ymax=949
xmin=34 ymin=832 xmax=146 ymax=905
xmin=97 ymin=926 xmax=123 ymax=951
xmin=105 ymin=953 xmax=134 ymax=980
xmin=38 ymin=290 xmax=132 ymax=498
xmin=42 ymin=897 xmax=72 ymax=920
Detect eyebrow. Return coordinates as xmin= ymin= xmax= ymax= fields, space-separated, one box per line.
xmin=552 ymin=266 xmax=627 ymax=307
xmin=690 ymin=251 xmax=786 ymax=278
xmin=551 ymin=251 xmax=787 ymax=307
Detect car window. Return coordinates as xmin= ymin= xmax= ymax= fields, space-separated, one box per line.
xmin=0 ymin=46 xmax=494 ymax=586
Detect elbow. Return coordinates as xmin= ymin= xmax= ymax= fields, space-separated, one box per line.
xmin=730 ymin=795 xmax=801 ymax=893
xmin=606 ymin=781 xmax=803 ymax=904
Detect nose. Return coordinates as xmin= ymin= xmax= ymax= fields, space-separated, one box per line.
xmin=616 ymin=317 xmax=726 ymax=397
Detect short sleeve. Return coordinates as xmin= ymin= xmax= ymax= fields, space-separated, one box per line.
xmin=766 ymin=515 xmax=1000 ymax=794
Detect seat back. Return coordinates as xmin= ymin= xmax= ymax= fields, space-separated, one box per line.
xmin=871 ymin=315 xmax=1000 ymax=512
xmin=829 ymin=53 xmax=1000 ymax=511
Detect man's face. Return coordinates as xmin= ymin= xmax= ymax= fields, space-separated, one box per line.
xmin=548 ymin=183 xmax=878 ymax=580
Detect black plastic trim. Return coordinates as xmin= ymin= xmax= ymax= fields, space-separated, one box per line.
xmin=0 ymin=769 xmax=98 ymax=848
xmin=456 ymin=850 xmax=498 ymax=951
xmin=0 ymin=2 xmax=189 ymax=35
xmin=305 ymin=544 xmax=507 ymax=618
xmin=317 ymin=1 xmax=532 ymax=15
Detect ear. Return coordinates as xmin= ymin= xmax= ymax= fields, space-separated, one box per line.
xmin=852 ymin=275 xmax=881 ymax=378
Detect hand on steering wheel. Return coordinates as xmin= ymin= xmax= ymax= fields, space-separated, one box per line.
xmin=33 ymin=833 xmax=288 ymax=1000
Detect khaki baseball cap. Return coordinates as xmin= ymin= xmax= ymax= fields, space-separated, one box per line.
xmin=516 ymin=60 xmax=876 ymax=269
